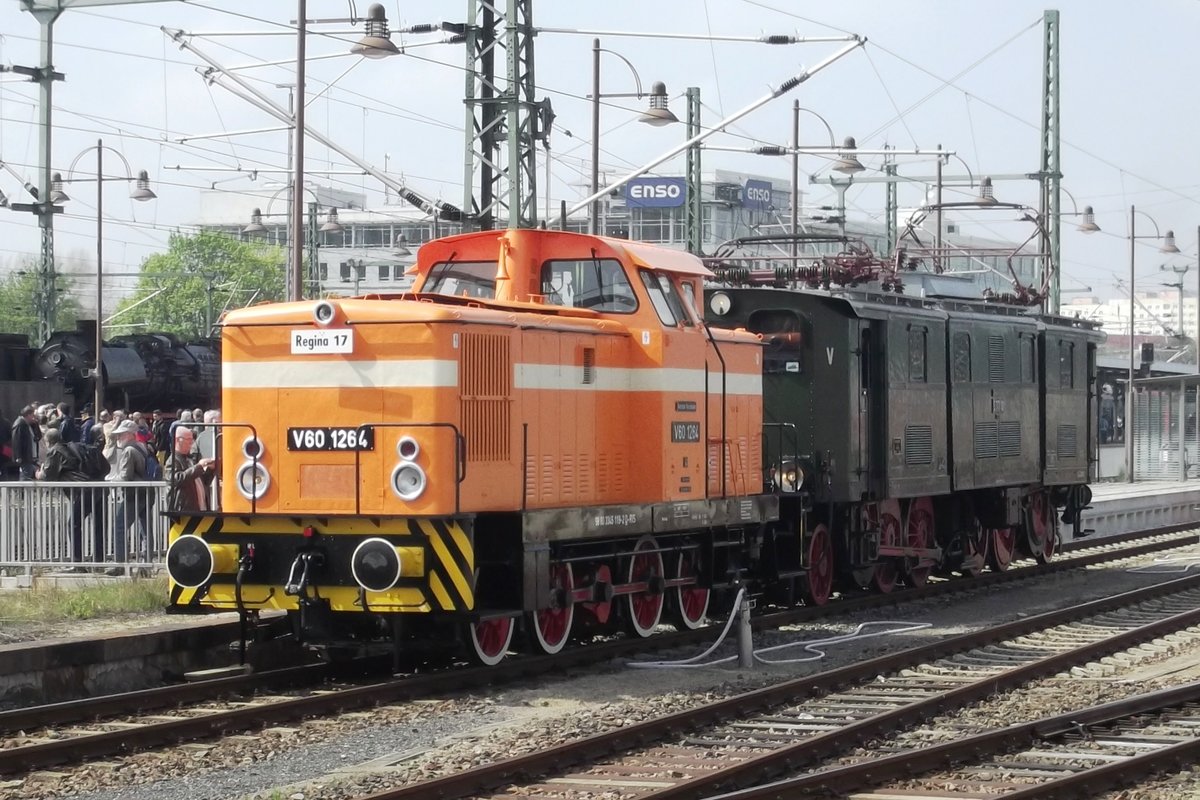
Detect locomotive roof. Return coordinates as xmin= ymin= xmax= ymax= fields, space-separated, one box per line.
xmin=416 ymin=229 xmax=714 ymax=278
xmin=713 ymin=283 xmax=1104 ymax=340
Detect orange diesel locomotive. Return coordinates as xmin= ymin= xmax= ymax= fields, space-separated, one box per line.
xmin=166 ymin=229 xmax=782 ymax=664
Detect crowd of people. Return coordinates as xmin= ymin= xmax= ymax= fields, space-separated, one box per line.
xmin=0 ymin=402 xmax=220 ymax=572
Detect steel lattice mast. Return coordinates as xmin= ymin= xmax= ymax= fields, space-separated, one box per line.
xmin=462 ymin=0 xmax=548 ymax=230
xmin=1040 ymin=9 xmax=1061 ymax=313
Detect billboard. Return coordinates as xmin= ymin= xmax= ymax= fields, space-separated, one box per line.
xmin=743 ymin=179 xmax=774 ymax=211
xmin=625 ymin=177 xmax=687 ymax=208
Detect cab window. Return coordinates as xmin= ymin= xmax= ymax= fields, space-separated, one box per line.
xmin=423 ymin=261 xmax=497 ymax=298
xmin=639 ymin=271 xmax=680 ymax=326
xmin=540 ymin=258 xmax=637 ymax=313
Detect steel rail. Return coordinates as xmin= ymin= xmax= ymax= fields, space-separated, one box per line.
xmin=709 ymin=679 xmax=1200 ymax=800
xmin=1 ymin=524 xmax=1194 ymax=769
xmin=354 ymin=574 xmax=1200 ymax=800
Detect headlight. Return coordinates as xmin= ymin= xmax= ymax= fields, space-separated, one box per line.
xmin=709 ymin=291 xmax=732 ymax=316
xmin=773 ymin=460 xmax=803 ymax=493
xmin=390 ymin=462 xmax=427 ymax=501
xmin=242 ymin=435 xmax=264 ymax=460
xmin=236 ymin=462 xmax=271 ymax=500
xmin=166 ymin=535 xmax=236 ymax=588
xmin=396 ymin=436 xmax=420 ymax=461
xmin=313 ymin=300 xmax=337 ymax=326
xmin=351 ymin=537 xmax=403 ymax=592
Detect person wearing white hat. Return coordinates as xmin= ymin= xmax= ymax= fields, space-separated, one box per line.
xmin=109 ymin=418 xmax=149 ymax=572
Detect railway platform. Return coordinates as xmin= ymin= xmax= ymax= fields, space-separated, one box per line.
xmin=1080 ymin=480 xmax=1200 ymax=540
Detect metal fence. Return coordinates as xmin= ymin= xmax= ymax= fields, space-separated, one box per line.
xmin=0 ymin=480 xmax=168 ymax=576
xmin=1133 ymin=386 xmax=1200 ymax=481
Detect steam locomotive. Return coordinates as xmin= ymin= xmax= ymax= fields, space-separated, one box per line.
xmin=0 ymin=321 xmax=221 ymax=413
xmin=162 ymin=228 xmax=1099 ymax=666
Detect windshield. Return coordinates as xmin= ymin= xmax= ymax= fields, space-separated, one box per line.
xmin=423 ymin=261 xmax=497 ymax=299
xmin=540 ymin=258 xmax=638 ymax=314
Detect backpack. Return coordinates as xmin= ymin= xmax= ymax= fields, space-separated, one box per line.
xmin=69 ymin=442 xmax=110 ymax=480
xmin=140 ymin=443 xmax=162 ymax=481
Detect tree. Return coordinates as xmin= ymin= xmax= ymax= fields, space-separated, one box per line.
xmin=113 ymin=231 xmax=286 ymax=339
xmin=0 ymin=264 xmax=83 ymax=344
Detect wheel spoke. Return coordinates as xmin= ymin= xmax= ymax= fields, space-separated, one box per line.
xmin=625 ymin=536 xmax=664 ymax=638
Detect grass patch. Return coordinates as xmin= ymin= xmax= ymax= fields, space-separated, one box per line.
xmin=0 ymin=577 xmax=168 ymax=624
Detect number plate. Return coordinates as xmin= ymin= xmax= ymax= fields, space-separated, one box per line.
xmin=287 ymin=427 xmax=375 ymax=451
xmin=291 ymin=329 xmax=353 ymax=354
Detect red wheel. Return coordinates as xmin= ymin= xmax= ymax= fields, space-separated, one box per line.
xmin=670 ymin=551 xmax=709 ymax=631
xmin=849 ymin=506 xmax=879 ymax=588
xmin=625 ymin=536 xmax=664 ymax=638
xmin=988 ymin=527 xmax=1016 ymax=571
xmin=527 ymin=562 xmax=574 ymax=655
xmin=961 ymin=520 xmax=989 ymax=578
xmin=466 ymin=617 xmax=513 ymax=666
xmin=903 ymin=497 xmax=935 ymax=587
xmin=873 ymin=499 xmax=902 ymax=594
xmin=800 ymin=523 xmax=834 ymax=606
xmin=1026 ymin=491 xmax=1057 ymax=563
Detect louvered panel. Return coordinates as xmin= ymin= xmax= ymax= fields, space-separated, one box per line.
xmin=577 ymin=456 xmax=594 ymax=503
xmin=974 ymin=422 xmax=998 ymax=459
xmin=460 ymin=333 xmax=511 ymax=462
xmin=524 ymin=456 xmax=536 ymax=503
xmin=987 ymin=335 xmax=1005 ymax=383
xmin=1057 ymin=424 xmax=1078 ymax=459
xmin=999 ymin=421 xmax=1021 ymax=458
xmin=596 ymin=453 xmax=610 ymax=495
xmin=904 ymin=425 xmax=933 ymax=466
xmin=560 ymin=455 xmax=576 ymax=501
xmin=540 ymin=455 xmax=554 ymax=501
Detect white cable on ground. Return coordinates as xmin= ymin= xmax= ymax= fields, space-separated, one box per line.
xmin=628 ymin=586 xmax=930 ymax=669
xmin=1127 ymin=553 xmax=1200 ymax=574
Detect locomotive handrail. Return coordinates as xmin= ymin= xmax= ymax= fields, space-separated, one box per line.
xmin=170 ymin=421 xmax=261 ymax=516
xmin=352 ymin=422 xmax=466 ymax=516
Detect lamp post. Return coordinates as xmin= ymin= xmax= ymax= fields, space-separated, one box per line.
xmin=242 ymin=187 xmax=345 ymax=298
xmin=288 ymin=2 xmax=399 ymax=301
xmin=788 ymin=103 xmax=865 ymax=260
xmin=589 ymin=38 xmax=679 ymax=235
xmin=59 ymin=139 xmax=156 ymax=416
xmin=1127 ymin=205 xmax=1180 ymax=483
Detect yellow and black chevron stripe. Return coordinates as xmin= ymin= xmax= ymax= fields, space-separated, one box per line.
xmin=166 ymin=515 xmax=474 ymax=614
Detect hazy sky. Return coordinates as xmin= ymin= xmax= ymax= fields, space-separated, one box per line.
xmin=0 ymin=0 xmax=1197 ymax=306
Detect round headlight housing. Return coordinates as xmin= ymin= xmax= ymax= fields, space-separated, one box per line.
xmin=351 ymin=537 xmax=403 ymax=592
xmin=709 ymin=291 xmax=732 ymax=316
xmin=396 ymin=436 xmax=420 ymax=461
xmin=313 ymin=300 xmax=337 ymax=326
xmin=235 ymin=462 xmax=271 ymax=500
xmin=166 ymin=534 xmax=214 ymax=589
xmin=242 ymin=435 xmax=264 ymax=460
xmin=390 ymin=462 xmax=427 ymax=501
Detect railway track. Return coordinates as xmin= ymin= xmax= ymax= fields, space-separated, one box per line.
xmin=347 ymin=575 xmax=1200 ymax=800
xmin=1 ymin=525 xmax=1195 ymax=777
xmin=717 ymin=680 xmax=1200 ymax=799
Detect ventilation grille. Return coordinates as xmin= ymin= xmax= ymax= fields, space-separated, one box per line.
xmin=904 ymin=425 xmax=933 ymax=466
xmin=988 ymin=335 xmax=1006 ymax=383
xmin=460 ymin=333 xmax=511 ymax=462
xmin=974 ymin=422 xmax=998 ymax=459
xmin=1057 ymin=424 xmax=1078 ymax=459
xmin=582 ymin=347 xmax=595 ymax=385
xmin=999 ymin=421 xmax=1021 ymax=457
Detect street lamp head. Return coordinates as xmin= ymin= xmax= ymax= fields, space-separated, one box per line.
xmin=976 ymin=176 xmax=999 ymax=206
xmin=830 ymin=136 xmax=866 ymax=174
xmin=638 ymin=82 xmax=679 ymax=127
xmin=1078 ymin=205 xmax=1101 ymax=233
xmin=243 ymin=207 xmax=268 ymax=235
xmin=1161 ymin=230 xmax=1181 ymax=254
xmin=320 ymin=207 xmax=345 ymax=234
xmin=393 ymin=234 xmax=412 ymax=256
xmin=130 ymin=170 xmax=156 ymax=202
xmin=50 ymin=172 xmax=69 ymax=204
xmin=351 ymin=3 xmax=400 ymax=59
